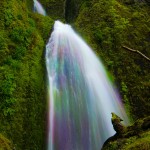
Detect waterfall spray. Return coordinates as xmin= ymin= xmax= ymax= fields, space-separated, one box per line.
xmin=46 ymin=21 xmax=129 ymax=150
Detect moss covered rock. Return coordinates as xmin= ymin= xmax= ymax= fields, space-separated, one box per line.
xmin=75 ymin=0 xmax=150 ymax=120
xmin=102 ymin=116 xmax=150 ymax=150
xmin=0 ymin=0 xmax=53 ymax=149
xmin=102 ymin=131 xmax=150 ymax=150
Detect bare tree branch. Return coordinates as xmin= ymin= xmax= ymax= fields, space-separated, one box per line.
xmin=122 ymin=46 xmax=150 ymax=62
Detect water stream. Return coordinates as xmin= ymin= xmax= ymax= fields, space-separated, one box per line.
xmin=46 ymin=21 xmax=128 ymax=150
xmin=33 ymin=1 xmax=128 ymax=149
xmin=33 ymin=0 xmax=46 ymax=16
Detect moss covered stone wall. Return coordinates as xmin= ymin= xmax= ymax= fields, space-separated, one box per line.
xmin=74 ymin=0 xmax=150 ymax=120
xmin=0 ymin=0 xmax=53 ymax=149
xmin=38 ymin=0 xmax=150 ymax=123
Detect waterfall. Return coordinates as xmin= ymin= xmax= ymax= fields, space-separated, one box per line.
xmin=32 ymin=1 xmax=128 ymax=149
xmin=33 ymin=0 xmax=46 ymax=16
xmin=46 ymin=21 xmax=129 ymax=150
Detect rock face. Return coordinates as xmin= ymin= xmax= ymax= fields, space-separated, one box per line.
xmin=65 ymin=0 xmax=85 ymax=23
xmin=0 ymin=1 xmax=53 ymax=149
xmin=40 ymin=0 xmax=65 ymax=20
xmin=111 ymin=112 xmax=126 ymax=134
xmin=75 ymin=0 xmax=150 ymax=120
xmin=102 ymin=116 xmax=150 ymax=150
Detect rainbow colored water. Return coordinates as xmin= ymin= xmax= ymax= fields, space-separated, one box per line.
xmin=46 ymin=21 xmax=128 ymax=150
xmin=32 ymin=1 xmax=128 ymax=149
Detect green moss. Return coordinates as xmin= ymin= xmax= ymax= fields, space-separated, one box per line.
xmin=30 ymin=13 xmax=54 ymax=42
xmin=0 ymin=0 xmax=150 ymax=149
xmin=102 ymin=130 xmax=150 ymax=150
xmin=39 ymin=0 xmax=65 ymax=20
xmin=75 ymin=0 xmax=150 ymax=120
xmin=65 ymin=0 xmax=87 ymax=23
xmin=124 ymin=132 xmax=150 ymax=150
xmin=102 ymin=116 xmax=150 ymax=150
xmin=0 ymin=134 xmax=12 ymax=150
xmin=0 ymin=0 xmax=53 ymax=149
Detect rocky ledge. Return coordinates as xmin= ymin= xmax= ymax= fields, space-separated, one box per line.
xmin=102 ymin=114 xmax=150 ymax=150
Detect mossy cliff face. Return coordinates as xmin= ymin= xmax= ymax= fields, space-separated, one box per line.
xmin=40 ymin=0 xmax=65 ymax=20
xmin=26 ymin=0 xmax=65 ymax=20
xmin=0 ymin=0 xmax=150 ymax=149
xmin=29 ymin=0 xmax=86 ymax=22
xmin=65 ymin=0 xmax=86 ymax=23
xmin=74 ymin=0 xmax=150 ymax=120
xmin=39 ymin=0 xmax=150 ymax=120
xmin=0 ymin=0 xmax=53 ymax=149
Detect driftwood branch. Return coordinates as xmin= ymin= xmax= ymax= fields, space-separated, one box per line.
xmin=122 ymin=46 xmax=150 ymax=62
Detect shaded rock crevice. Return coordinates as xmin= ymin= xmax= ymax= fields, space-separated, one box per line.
xmin=65 ymin=0 xmax=85 ymax=23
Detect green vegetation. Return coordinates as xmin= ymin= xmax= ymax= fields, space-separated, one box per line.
xmin=102 ymin=128 xmax=150 ymax=150
xmin=102 ymin=116 xmax=150 ymax=150
xmin=72 ymin=1 xmax=150 ymax=148
xmin=39 ymin=0 xmax=65 ymax=20
xmin=74 ymin=0 xmax=150 ymax=120
xmin=0 ymin=0 xmax=149 ymax=149
xmin=0 ymin=134 xmax=12 ymax=150
xmin=0 ymin=0 xmax=53 ymax=149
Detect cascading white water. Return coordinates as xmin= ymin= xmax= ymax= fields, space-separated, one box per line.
xmin=33 ymin=0 xmax=46 ymax=16
xmin=33 ymin=1 xmax=128 ymax=149
xmin=46 ymin=21 xmax=129 ymax=150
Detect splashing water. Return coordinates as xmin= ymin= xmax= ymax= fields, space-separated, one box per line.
xmin=33 ymin=0 xmax=46 ymax=16
xmin=46 ymin=21 xmax=128 ymax=150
